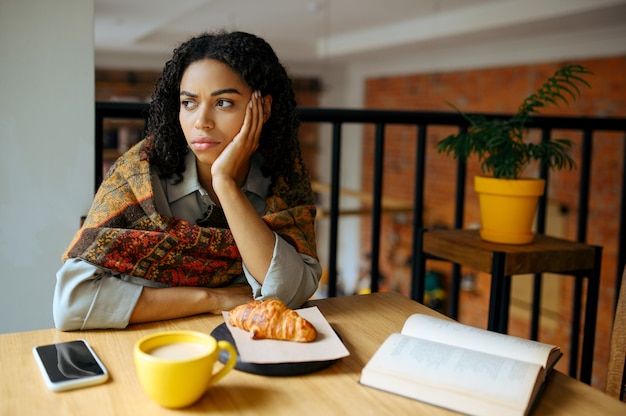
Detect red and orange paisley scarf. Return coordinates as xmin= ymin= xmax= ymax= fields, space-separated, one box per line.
xmin=63 ymin=141 xmax=318 ymax=287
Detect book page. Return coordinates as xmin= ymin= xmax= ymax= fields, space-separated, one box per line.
xmin=360 ymin=333 xmax=543 ymax=416
xmin=361 ymin=334 xmax=542 ymax=415
xmin=401 ymin=314 xmax=560 ymax=370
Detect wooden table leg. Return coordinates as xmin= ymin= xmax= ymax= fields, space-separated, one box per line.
xmin=488 ymin=251 xmax=506 ymax=332
xmin=580 ymin=246 xmax=602 ymax=384
xmin=500 ymin=275 xmax=511 ymax=334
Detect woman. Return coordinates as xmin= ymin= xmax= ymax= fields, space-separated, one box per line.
xmin=53 ymin=31 xmax=321 ymax=331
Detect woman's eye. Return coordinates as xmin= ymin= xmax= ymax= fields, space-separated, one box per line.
xmin=216 ymin=99 xmax=233 ymax=108
xmin=181 ymin=100 xmax=196 ymax=110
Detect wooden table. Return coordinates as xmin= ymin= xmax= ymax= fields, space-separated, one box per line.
xmin=1 ymin=292 xmax=624 ymax=415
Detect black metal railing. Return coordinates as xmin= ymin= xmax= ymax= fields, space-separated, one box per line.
xmin=96 ymin=101 xmax=626 ymax=299
xmin=96 ymin=101 xmax=626 ymax=380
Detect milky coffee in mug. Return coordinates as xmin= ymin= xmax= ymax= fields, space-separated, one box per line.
xmin=134 ymin=330 xmax=237 ymax=408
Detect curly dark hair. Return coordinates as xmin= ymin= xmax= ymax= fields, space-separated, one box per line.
xmin=144 ymin=30 xmax=305 ymax=190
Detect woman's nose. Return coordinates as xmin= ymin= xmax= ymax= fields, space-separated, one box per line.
xmin=194 ymin=109 xmax=214 ymax=130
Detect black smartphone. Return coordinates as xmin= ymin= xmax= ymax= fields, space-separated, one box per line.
xmin=32 ymin=339 xmax=109 ymax=392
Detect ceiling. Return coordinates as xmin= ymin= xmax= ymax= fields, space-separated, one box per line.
xmin=95 ymin=0 xmax=626 ymax=72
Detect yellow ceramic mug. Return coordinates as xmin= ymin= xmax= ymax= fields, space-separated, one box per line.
xmin=134 ymin=330 xmax=237 ymax=408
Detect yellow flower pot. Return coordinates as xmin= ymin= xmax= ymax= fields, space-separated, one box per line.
xmin=474 ymin=176 xmax=546 ymax=245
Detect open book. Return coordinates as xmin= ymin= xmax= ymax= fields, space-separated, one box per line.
xmin=360 ymin=314 xmax=562 ymax=416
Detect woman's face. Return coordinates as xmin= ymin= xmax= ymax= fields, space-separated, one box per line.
xmin=178 ymin=58 xmax=253 ymax=166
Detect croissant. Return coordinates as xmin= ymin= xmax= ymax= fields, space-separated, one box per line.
xmin=228 ymin=299 xmax=317 ymax=343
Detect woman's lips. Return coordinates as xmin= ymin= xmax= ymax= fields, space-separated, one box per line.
xmin=191 ymin=138 xmax=219 ymax=151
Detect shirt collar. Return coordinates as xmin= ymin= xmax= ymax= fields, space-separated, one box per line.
xmin=164 ymin=150 xmax=270 ymax=204
xmin=242 ymin=152 xmax=271 ymax=197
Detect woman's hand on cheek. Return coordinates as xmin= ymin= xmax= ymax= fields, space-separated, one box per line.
xmin=211 ymin=91 xmax=264 ymax=184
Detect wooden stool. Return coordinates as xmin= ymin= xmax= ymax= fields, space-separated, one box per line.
xmin=413 ymin=228 xmax=602 ymax=384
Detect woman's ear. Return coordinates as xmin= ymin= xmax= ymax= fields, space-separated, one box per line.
xmin=262 ymin=94 xmax=273 ymax=122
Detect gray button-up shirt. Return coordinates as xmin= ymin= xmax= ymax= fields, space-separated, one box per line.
xmin=53 ymin=152 xmax=321 ymax=331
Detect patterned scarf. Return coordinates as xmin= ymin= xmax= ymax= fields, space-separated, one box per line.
xmin=63 ymin=141 xmax=318 ymax=287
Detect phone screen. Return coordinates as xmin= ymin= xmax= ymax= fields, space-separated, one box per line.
xmin=34 ymin=340 xmax=106 ymax=383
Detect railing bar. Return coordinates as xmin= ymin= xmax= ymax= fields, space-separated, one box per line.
xmin=95 ymin=109 xmax=104 ymax=193
xmin=569 ymin=128 xmax=594 ymax=378
xmin=577 ymin=129 xmax=593 ymax=242
xmin=530 ymin=127 xmax=552 ymax=341
xmin=327 ymin=122 xmax=342 ymax=297
xmin=615 ymin=130 xmax=626 ymax=312
xmin=410 ymin=124 xmax=428 ymax=302
xmin=369 ymin=123 xmax=386 ymax=293
xmin=536 ymin=127 xmax=552 ymax=233
xmin=448 ymin=125 xmax=467 ymax=320
xmin=453 ymin=131 xmax=467 ymax=229
xmin=298 ymin=107 xmax=626 ymax=131
xmin=569 ymin=271 xmax=583 ymax=379
xmin=94 ymin=102 xmax=626 ymax=130
xmin=413 ymin=124 xmax=427 ymax=230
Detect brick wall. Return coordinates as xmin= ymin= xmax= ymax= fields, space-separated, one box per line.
xmin=362 ymin=56 xmax=626 ymax=390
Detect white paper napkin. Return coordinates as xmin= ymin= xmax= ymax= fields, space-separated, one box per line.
xmin=222 ymin=306 xmax=350 ymax=364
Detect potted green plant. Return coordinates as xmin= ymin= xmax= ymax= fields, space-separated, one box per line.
xmin=437 ymin=64 xmax=592 ymax=244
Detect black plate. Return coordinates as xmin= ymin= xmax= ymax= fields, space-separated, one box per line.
xmin=210 ymin=322 xmax=341 ymax=377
